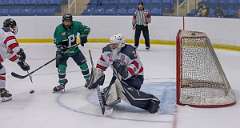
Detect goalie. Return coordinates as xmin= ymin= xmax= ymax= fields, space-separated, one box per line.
xmin=86 ymin=33 xmax=160 ymax=113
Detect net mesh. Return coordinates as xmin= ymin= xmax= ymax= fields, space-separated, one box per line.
xmin=178 ymin=30 xmax=236 ymax=107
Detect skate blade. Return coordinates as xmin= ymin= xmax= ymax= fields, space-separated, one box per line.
xmin=1 ymin=97 xmax=12 ymax=102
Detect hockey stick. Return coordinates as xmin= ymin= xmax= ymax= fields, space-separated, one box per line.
xmin=11 ymin=58 xmax=56 ymax=79
xmin=11 ymin=43 xmax=81 ymax=79
xmin=88 ymin=50 xmax=105 ymax=115
xmin=97 ymin=84 xmax=105 ymax=115
xmin=27 ymin=70 xmax=33 ymax=83
xmin=27 ymin=70 xmax=35 ymax=94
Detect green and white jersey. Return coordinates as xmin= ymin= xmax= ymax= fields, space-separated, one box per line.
xmin=54 ymin=21 xmax=90 ymax=54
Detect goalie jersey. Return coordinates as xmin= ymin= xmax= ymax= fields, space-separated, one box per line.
xmin=0 ymin=28 xmax=20 ymax=63
xmin=96 ymin=44 xmax=144 ymax=79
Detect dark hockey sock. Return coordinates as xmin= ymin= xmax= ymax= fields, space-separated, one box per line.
xmin=58 ymin=65 xmax=66 ymax=85
xmin=79 ymin=63 xmax=90 ymax=81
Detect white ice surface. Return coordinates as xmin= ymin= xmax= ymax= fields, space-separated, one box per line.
xmin=0 ymin=43 xmax=239 ymax=128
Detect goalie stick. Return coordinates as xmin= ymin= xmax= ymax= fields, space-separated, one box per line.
xmin=88 ymin=50 xmax=105 ymax=115
xmin=11 ymin=43 xmax=81 ymax=79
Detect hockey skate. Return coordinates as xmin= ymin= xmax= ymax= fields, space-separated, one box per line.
xmin=84 ymin=79 xmax=92 ymax=89
xmin=0 ymin=88 xmax=12 ymax=102
xmin=53 ymin=79 xmax=68 ymax=93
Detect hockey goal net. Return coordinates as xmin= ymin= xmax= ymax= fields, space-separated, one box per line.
xmin=176 ymin=30 xmax=236 ymax=107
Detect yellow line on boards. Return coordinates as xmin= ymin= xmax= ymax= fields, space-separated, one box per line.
xmin=17 ymin=38 xmax=240 ymax=52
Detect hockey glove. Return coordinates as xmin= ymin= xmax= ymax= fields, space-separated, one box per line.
xmin=112 ymin=60 xmax=128 ymax=79
xmin=80 ymin=36 xmax=88 ymax=46
xmin=17 ymin=61 xmax=30 ymax=71
xmin=57 ymin=45 xmax=68 ymax=54
xmin=16 ymin=48 xmax=30 ymax=71
xmin=87 ymin=68 xmax=105 ymax=89
xmin=17 ymin=48 xmax=26 ymax=62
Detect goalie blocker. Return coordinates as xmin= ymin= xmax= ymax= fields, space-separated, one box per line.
xmin=86 ymin=33 xmax=160 ymax=113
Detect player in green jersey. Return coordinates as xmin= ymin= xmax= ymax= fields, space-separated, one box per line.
xmin=53 ymin=14 xmax=91 ymax=92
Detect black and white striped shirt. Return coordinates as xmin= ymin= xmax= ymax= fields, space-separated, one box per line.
xmin=132 ymin=9 xmax=151 ymax=26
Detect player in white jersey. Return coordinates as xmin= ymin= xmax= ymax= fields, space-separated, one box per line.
xmin=0 ymin=18 xmax=30 ymax=102
xmin=86 ymin=33 xmax=160 ymax=113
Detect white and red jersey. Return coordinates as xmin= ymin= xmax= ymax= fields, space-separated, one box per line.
xmin=96 ymin=44 xmax=144 ymax=80
xmin=0 ymin=28 xmax=20 ymax=63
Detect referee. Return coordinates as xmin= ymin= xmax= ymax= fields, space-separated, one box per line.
xmin=132 ymin=2 xmax=151 ymax=50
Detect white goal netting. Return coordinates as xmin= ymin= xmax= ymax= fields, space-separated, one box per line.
xmin=176 ymin=30 xmax=236 ymax=107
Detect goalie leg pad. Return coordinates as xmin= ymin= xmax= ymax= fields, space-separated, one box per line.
xmin=122 ymin=75 xmax=143 ymax=90
xmin=148 ymin=99 xmax=160 ymax=113
xmin=122 ymin=85 xmax=160 ymax=113
xmin=104 ymin=79 xmax=122 ymax=106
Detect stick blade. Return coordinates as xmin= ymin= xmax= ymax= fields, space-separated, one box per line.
xmin=11 ymin=72 xmax=27 ymax=79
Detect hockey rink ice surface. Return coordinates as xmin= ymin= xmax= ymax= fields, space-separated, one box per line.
xmin=0 ymin=43 xmax=240 ymax=128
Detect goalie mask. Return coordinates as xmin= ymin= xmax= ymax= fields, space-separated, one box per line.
xmin=109 ymin=33 xmax=126 ymax=51
xmin=3 ymin=18 xmax=18 ymax=35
